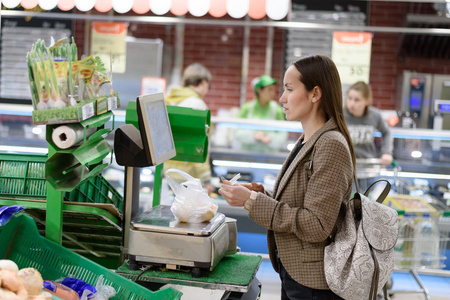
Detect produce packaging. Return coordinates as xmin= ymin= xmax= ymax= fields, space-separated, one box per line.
xmin=0 ymin=260 xmax=49 ymax=299
xmin=26 ymin=37 xmax=119 ymax=125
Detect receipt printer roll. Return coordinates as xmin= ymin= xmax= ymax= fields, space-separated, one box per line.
xmin=52 ymin=124 xmax=96 ymax=149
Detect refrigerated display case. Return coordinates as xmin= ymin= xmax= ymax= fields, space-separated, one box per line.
xmin=209 ymin=116 xmax=450 ymax=240
xmin=210 ymin=116 xmax=450 ymax=194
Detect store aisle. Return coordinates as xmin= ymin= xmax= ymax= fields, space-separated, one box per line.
xmin=255 ymin=259 xmax=450 ymax=300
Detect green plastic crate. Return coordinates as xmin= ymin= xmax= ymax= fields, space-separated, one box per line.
xmin=62 ymin=173 xmax=123 ymax=211
xmin=0 ymin=214 xmax=182 ymax=299
xmin=0 ymin=153 xmax=47 ymax=198
xmin=0 ymin=153 xmax=123 ymax=213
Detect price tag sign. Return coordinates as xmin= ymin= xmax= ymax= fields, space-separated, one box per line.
xmin=331 ymin=31 xmax=372 ymax=84
xmin=91 ymin=22 xmax=128 ymax=73
xmin=141 ymin=77 xmax=166 ymax=95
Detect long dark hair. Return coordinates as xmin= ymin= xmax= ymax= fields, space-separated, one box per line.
xmin=293 ymin=54 xmax=356 ymax=171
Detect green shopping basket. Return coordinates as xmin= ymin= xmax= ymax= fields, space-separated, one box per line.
xmin=0 ymin=153 xmax=123 ymax=213
xmin=0 ymin=214 xmax=182 ymax=300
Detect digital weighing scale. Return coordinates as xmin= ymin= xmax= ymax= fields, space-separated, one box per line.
xmin=114 ymin=93 xmax=240 ymax=277
xmin=114 ymin=93 xmax=261 ymax=298
xmin=127 ymin=205 xmax=238 ymax=277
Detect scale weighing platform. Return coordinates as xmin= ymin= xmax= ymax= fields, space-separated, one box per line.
xmin=120 ymin=205 xmax=262 ymax=299
xmin=127 ymin=205 xmax=239 ymax=277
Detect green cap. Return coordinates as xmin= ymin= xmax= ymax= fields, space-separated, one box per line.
xmin=253 ymin=75 xmax=277 ymax=94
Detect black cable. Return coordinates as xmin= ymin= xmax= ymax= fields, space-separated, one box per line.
xmin=134 ymin=266 xmax=152 ymax=282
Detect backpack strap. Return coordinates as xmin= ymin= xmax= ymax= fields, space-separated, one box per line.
xmin=364 ymin=178 xmax=391 ymax=204
xmin=369 ymin=247 xmax=380 ymax=300
xmin=353 ymin=178 xmax=391 ymax=222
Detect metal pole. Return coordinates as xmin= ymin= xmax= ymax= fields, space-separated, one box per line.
xmin=265 ymin=27 xmax=274 ymax=75
xmin=122 ymin=166 xmax=140 ymax=254
xmin=84 ymin=11 xmax=91 ymax=57
xmin=240 ymin=20 xmax=250 ymax=106
xmin=168 ymin=21 xmax=185 ymax=89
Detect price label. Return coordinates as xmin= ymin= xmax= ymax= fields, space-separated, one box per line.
xmin=331 ymin=31 xmax=372 ymax=84
xmin=82 ymin=103 xmax=95 ymax=120
xmin=108 ymin=96 xmax=118 ymax=110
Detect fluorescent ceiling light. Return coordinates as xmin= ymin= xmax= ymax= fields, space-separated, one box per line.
xmin=213 ymin=159 xmax=282 ymax=170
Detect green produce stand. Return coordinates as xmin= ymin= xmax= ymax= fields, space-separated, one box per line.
xmin=0 ymin=214 xmax=182 ymax=300
xmin=0 ymin=152 xmax=123 ymax=268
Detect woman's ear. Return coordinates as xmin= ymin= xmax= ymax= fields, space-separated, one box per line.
xmin=311 ymin=86 xmax=322 ymax=103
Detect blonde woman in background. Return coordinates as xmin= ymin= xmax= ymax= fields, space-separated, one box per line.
xmin=344 ymin=81 xmax=393 ymax=166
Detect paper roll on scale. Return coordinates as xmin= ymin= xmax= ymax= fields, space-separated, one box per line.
xmin=52 ymin=124 xmax=96 ymax=149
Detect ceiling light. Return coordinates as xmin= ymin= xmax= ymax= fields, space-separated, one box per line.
xmin=150 ymin=0 xmax=171 ymax=15
xmin=227 ymin=0 xmax=249 ymax=19
xmin=266 ymin=0 xmax=289 ymax=20
xmin=189 ymin=0 xmax=210 ymax=17
xmin=38 ymin=0 xmax=58 ymax=10
xmin=21 ymin=0 xmax=38 ymax=9
xmin=57 ymin=0 xmax=75 ymax=10
xmin=1 ymin=0 xmax=21 ymax=8
xmin=112 ymin=0 xmax=133 ymax=14
xmin=94 ymin=0 xmax=112 ymax=12
xmin=75 ymin=0 xmax=95 ymax=12
xmin=132 ymin=0 xmax=150 ymax=14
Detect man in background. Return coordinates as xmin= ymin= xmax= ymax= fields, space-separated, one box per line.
xmin=164 ymin=63 xmax=214 ymax=193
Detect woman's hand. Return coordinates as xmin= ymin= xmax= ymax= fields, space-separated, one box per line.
xmin=241 ymin=181 xmax=264 ymax=193
xmin=219 ymin=179 xmax=252 ymax=207
xmin=380 ymin=154 xmax=393 ymax=166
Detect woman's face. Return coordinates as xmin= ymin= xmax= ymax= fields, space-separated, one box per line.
xmin=279 ymin=65 xmax=314 ymax=122
xmin=346 ymin=89 xmax=369 ymax=117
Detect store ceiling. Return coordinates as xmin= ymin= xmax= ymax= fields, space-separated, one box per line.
xmin=0 ymin=0 xmax=290 ymax=20
xmin=399 ymin=14 xmax=450 ymax=59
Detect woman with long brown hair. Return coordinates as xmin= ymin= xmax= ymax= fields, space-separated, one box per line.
xmin=219 ymin=54 xmax=355 ymax=300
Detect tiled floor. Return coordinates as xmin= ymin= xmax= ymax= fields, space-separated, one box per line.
xmin=163 ymin=259 xmax=450 ymax=299
xmin=255 ymin=259 xmax=450 ymax=300
xmin=237 ymin=230 xmax=450 ymax=300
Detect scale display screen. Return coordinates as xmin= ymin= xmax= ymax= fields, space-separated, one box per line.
xmin=144 ymin=100 xmax=175 ymax=161
xmin=138 ymin=93 xmax=176 ymax=165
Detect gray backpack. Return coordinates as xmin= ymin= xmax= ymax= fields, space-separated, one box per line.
xmin=304 ymin=148 xmax=398 ymax=300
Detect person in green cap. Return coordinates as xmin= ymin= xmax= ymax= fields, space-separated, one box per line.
xmin=234 ymin=74 xmax=288 ymax=153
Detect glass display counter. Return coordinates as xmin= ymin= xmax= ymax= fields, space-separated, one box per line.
xmin=210 ymin=116 xmax=450 ymax=197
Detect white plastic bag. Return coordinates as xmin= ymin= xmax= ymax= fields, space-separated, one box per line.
xmin=81 ymin=275 xmax=116 ymax=300
xmin=165 ymin=169 xmax=218 ymax=223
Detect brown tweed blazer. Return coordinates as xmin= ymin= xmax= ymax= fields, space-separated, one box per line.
xmin=248 ymin=118 xmax=353 ymax=290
